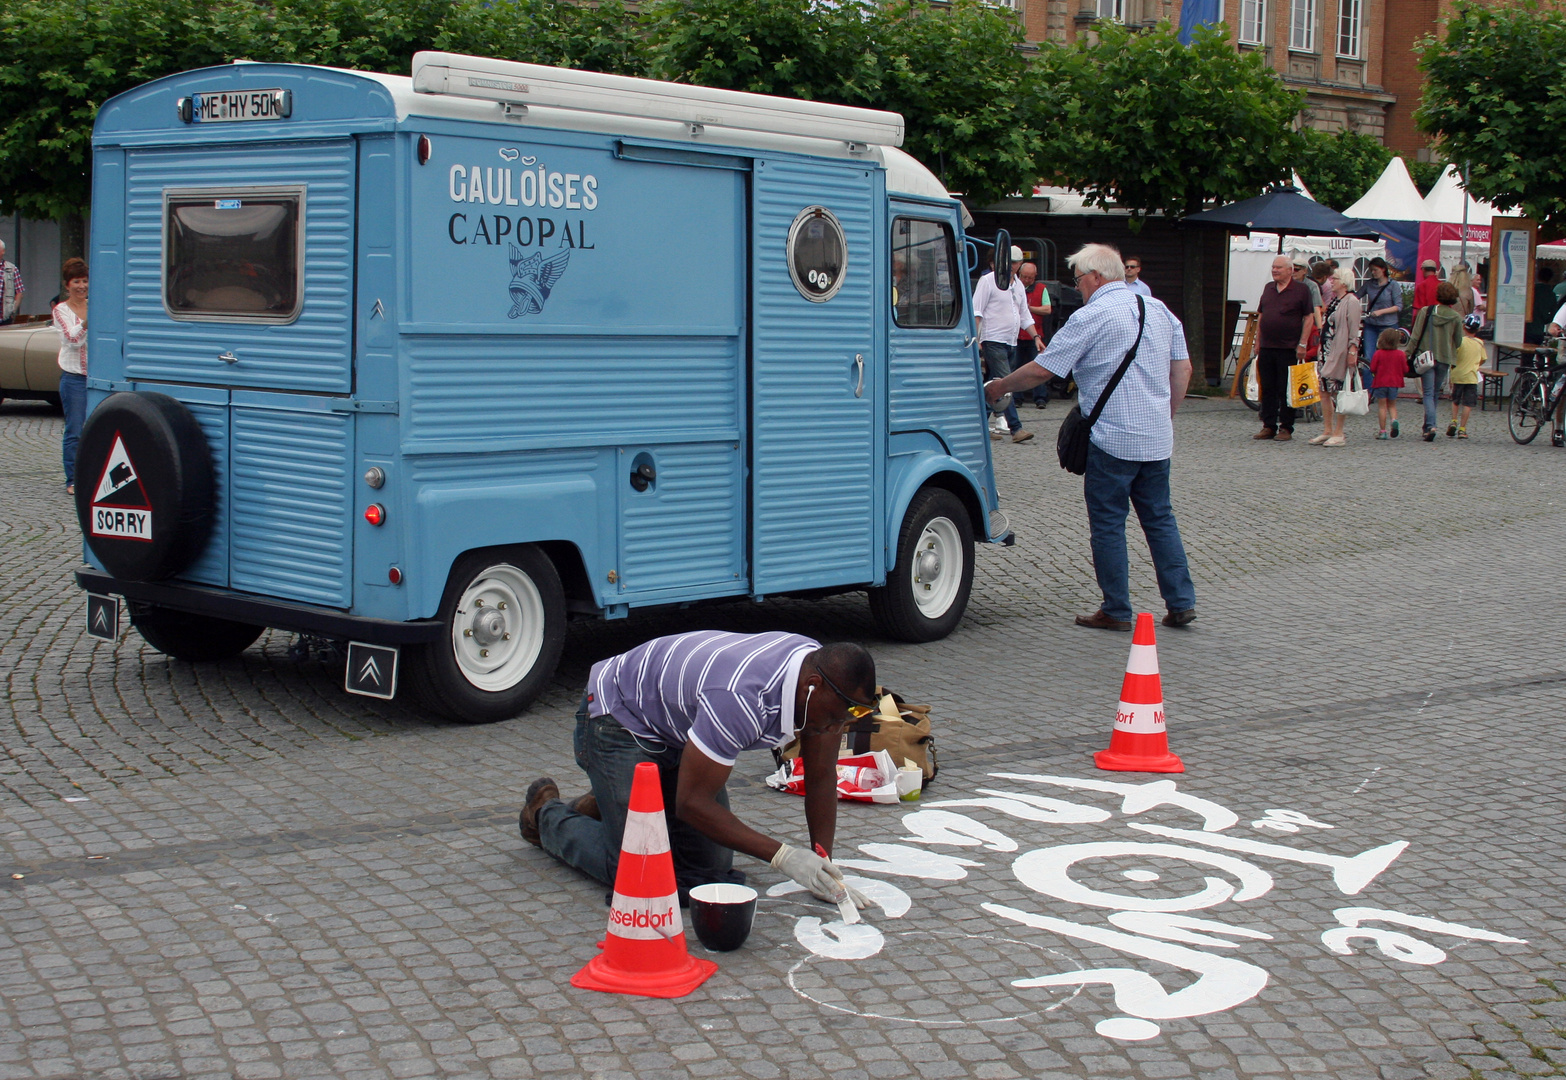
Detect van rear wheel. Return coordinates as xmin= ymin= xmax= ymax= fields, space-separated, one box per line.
xmin=410 ymin=546 xmax=566 ymax=723
xmin=869 ymin=487 xmax=974 ymax=642
xmin=130 ymin=603 xmax=264 ymax=661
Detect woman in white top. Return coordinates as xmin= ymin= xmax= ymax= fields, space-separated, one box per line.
xmin=53 ymin=257 xmax=88 ymax=494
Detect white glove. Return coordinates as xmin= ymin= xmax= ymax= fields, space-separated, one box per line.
xmin=771 ymin=843 xmax=849 ymax=904
xmin=843 ymin=882 xmax=872 ymax=910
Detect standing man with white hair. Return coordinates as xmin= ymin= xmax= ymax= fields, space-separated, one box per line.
xmin=0 ymin=240 xmax=23 ymax=325
xmin=983 ymin=243 xmax=1197 ymax=631
xmin=973 ymin=244 xmax=1040 ymax=444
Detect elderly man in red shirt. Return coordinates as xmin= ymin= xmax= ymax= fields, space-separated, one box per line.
xmin=1413 ymin=259 xmax=1442 ymax=311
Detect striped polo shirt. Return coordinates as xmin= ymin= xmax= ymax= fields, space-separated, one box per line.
xmin=588 ymin=631 xmax=818 ymax=766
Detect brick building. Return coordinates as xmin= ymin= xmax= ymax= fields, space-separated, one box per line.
xmin=1013 ymin=0 xmax=1454 ymax=158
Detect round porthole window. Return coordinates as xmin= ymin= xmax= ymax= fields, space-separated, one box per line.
xmin=787 ymin=206 xmax=847 ymax=302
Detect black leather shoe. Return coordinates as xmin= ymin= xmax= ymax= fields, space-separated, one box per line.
xmin=520 ymin=777 xmax=559 ymax=846
xmin=1163 ymin=609 xmax=1197 ymax=628
xmin=1075 ymin=610 xmax=1133 ymax=631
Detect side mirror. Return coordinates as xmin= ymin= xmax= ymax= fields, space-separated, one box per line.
xmin=993 ymin=229 xmax=1013 ymax=290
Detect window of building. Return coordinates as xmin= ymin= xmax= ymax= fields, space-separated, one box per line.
xmin=892 ymin=218 xmax=960 ymax=329
xmin=1337 ymin=0 xmax=1362 ymax=57
xmin=164 ymin=188 xmax=304 ymax=322
xmin=1237 ymin=0 xmax=1265 ymax=44
xmin=1290 ymin=0 xmax=1316 ymax=51
xmin=1097 ymin=0 xmax=1124 ymax=21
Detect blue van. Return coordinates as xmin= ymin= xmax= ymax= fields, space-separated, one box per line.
xmin=74 ymin=53 xmax=1008 ymax=721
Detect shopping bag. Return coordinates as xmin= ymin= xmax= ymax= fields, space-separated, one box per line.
xmin=1287 ymin=361 xmax=1321 ymax=408
xmin=1336 ymin=367 xmax=1370 ymax=416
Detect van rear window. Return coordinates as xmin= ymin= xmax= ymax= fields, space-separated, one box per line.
xmin=892 ymin=218 xmax=960 ymax=329
xmin=164 ymin=189 xmax=303 ymax=321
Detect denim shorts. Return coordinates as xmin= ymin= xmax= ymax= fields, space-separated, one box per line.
xmin=1450 ymin=383 xmax=1478 ymax=407
xmin=1370 ymin=386 xmax=1400 ymax=402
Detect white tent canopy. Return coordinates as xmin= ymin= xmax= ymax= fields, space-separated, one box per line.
xmin=1343 ymin=156 xmax=1424 ymax=220
xmin=1421 ymin=164 xmax=1500 ymax=226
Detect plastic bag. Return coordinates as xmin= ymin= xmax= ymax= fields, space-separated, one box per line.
xmin=764 ymin=749 xmax=921 ymax=804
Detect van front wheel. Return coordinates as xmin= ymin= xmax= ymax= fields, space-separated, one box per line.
xmin=868 ymin=487 xmax=974 ymax=642
xmin=410 ymin=547 xmax=566 ymax=723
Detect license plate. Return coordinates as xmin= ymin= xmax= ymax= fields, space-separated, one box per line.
xmin=191 ymin=88 xmax=291 ymax=123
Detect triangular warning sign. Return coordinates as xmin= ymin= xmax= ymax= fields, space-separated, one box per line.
xmin=92 ymin=434 xmax=142 ymax=504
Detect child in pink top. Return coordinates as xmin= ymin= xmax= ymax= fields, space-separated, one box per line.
xmin=1369 ymin=328 xmax=1406 ymax=439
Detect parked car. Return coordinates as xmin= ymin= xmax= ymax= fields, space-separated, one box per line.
xmin=0 ymin=318 xmax=61 ymax=405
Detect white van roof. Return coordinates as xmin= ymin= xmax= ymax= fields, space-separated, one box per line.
xmin=315 ymin=57 xmax=952 ymax=203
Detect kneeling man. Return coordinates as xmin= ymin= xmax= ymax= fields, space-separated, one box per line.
xmin=521 ymin=630 xmax=875 ymax=908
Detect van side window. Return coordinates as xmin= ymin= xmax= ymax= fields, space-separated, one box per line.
xmin=891 ymin=218 xmax=959 ymax=329
xmin=164 ymin=188 xmax=304 ymax=322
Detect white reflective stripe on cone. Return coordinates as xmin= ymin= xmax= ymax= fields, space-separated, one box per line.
xmin=1114 ymin=700 xmax=1167 ymax=733
xmin=1125 ymin=643 xmax=1159 ymax=676
xmin=607 ymin=890 xmax=683 ymax=940
xmin=620 ymin=809 xmax=671 ymax=857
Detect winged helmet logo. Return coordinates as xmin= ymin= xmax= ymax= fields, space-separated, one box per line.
xmin=507 ymin=244 xmax=571 ymax=318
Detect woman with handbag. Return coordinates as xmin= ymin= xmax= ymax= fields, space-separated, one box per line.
xmin=1310 ymin=267 xmax=1364 ymax=446
xmin=1407 ymin=282 xmax=1464 ymax=441
xmin=1358 ymin=257 xmax=1401 ymax=381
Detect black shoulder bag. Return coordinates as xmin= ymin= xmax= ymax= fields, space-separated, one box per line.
xmin=1056 ymin=295 xmax=1146 ymax=475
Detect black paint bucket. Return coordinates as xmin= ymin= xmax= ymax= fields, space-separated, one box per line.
xmin=687 ymin=883 xmax=757 ymax=951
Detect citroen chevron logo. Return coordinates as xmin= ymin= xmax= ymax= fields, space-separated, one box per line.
xmin=358 ymin=655 xmax=382 ymax=687
xmin=371 ymin=298 xmax=385 ymax=319
xmin=92 ymin=606 xmax=110 ymax=632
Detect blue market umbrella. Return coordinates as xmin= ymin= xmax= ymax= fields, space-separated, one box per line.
xmin=1183 ymin=186 xmax=1383 ymax=249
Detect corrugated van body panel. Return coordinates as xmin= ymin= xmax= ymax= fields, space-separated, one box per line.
xmin=619 ymin=441 xmax=743 ymax=595
xmin=887 ymin=334 xmax=988 ymax=485
xmin=403 ymin=335 xmax=740 ymax=447
xmin=750 ymin=160 xmax=877 ymax=592
xmin=123 ymin=140 xmax=354 ymax=393
xmin=178 ymin=401 xmax=230 ymax=587
xmin=229 ymin=406 xmax=353 ymax=607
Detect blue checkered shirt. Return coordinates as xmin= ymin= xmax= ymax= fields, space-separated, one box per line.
xmin=1034 ymin=281 xmax=1187 ymax=462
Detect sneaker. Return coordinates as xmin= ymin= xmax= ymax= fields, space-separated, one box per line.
xmin=1391 ymin=420 xmax=1399 ymax=438
xmin=1423 ymin=428 xmax=1436 ymax=442
xmin=1376 ymin=431 xmax=1389 ymax=440
xmin=1457 ymin=428 xmax=1468 ymax=439
xmin=1554 ymin=429 xmax=1564 ymax=448
xmin=1447 ymin=422 xmax=1457 ymax=438
xmin=1011 ymin=429 xmax=1035 ymax=444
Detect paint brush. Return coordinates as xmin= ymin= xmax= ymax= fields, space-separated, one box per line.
xmin=816 ymin=843 xmax=861 ymax=925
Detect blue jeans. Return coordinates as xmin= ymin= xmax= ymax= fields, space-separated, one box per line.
xmin=58 ymin=372 xmax=87 ymax=486
xmin=1084 ymin=443 xmax=1197 ymax=622
xmin=981 ymin=341 xmax=1022 ymax=432
xmin=1420 ymin=362 xmax=1451 ymax=432
xmin=1017 ymin=338 xmax=1049 ymax=405
xmin=537 ymin=696 xmax=745 ymax=902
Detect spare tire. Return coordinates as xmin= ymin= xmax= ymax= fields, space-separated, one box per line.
xmin=74 ymin=391 xmax=215 ymax=582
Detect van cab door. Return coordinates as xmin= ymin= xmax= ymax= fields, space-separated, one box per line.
xmin=749 ymin=160 xmax=882 ymax=595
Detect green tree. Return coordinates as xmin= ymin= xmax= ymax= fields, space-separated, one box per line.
xmin=1417 ymin=0 xmax=1566 ymax=234
xmin=642 ymin=0 xmax=879 ymax=99
xmin=641 ymin=0 xmax=1044 ymax=206
xmin=1404 ymin=157 xmax=1444 ymax=197
xmin=1296 ymin=128 xmax=1391 ymax=211
xmin=0 ymin=0 xmax=258 ymax=255
xmin=1036 ymin=22 xmax=1303 ymax=363
xmin=873 ymin=0 xmax=1044 ymax=207
xmin=435 ymin=0 xmax=646 ymax=76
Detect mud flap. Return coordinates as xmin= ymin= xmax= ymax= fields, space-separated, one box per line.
xmin=345 ymin=642 xmax=399 ymax=700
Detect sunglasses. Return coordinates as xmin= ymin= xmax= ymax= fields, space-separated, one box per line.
xmin=816 ymin=666 xmax=876 ymax=718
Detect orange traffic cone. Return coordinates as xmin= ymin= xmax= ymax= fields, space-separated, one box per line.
xmin=571 ymin=762 xmax=718 ymax=997
xmin=1093 ymin=613 xmax=1184 ymax=773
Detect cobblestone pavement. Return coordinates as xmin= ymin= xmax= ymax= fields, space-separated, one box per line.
xmin=2 ymin=395 xmax=1562 ymax=1080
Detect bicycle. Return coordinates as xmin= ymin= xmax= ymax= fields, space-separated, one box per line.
xmin=1507 ymin=341 xmax=1565 ymax=444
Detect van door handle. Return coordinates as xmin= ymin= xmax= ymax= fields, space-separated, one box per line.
xmin=854 ymin=354 xmax=864 ymax=398
xmin=218 ymin=352 xmax=238 ymax=364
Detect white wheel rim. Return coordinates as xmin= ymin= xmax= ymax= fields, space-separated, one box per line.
xmin=450 ymin=564 xmax=546 ymax=692
xmin=910 ymin=517 xmax=963 ymax=619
